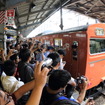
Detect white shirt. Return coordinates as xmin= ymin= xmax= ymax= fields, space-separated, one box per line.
xmin=1 ymin=72 xmax=24 ymax=93
xmin=59 ymin=58 xmax=64 ymax=70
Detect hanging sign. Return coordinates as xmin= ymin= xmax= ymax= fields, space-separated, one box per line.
xmin=5 ymin=9 xmax=15 ymax=26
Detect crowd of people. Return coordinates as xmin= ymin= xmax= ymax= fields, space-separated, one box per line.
xmin=0 ymin=38 xmax=95 ymax=105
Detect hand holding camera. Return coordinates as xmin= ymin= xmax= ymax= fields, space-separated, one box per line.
xmin=41 ymin=58 xmax=53 ymax=69
xmin=77 ymin=76 xmax=87 ymax=84
xmin=76 ymin=76 xmax=89 ymax=91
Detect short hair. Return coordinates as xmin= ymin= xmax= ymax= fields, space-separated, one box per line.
xmin=48 ymin=70 xmax=71 ymax=90
xmin=41 ymin=44 xmax=47 ymax=49
xmin=3 ymin=60 xmax=16 ymax=76
xmin=58 ymin=49 xmax=66 ymax=56
xmin=15 ymin=43 xmax=20 ymax=48
xmin=10 ymin=54 xmax=18 ymax=61
xmin=47 ymin=46 xmax=54 ymax=50
xmin=47 ymin=52 xmax=60 ymax=67
xmin=28 ymin=42 xmax=33 ymax=49
xmin=22 ymin=43 xmax=29 ymax=49
xmin=19 ymin=49 xmax=31 ymax=62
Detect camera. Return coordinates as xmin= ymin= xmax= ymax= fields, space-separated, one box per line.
xmin=42 ymin=58 xmax=53 ymax=68
xmin=13 ymin=50 xmax=18 ymax=54
xmin=76 ymin=76 xmax=87 ymax=84
xmin=37 ymin=49 xmax=42 ymax=52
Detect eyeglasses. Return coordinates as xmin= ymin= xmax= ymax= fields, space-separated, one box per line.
xmin=5 ymin=94 xmax=12 ymax=105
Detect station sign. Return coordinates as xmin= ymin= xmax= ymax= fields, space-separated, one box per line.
xmin=5 ymin=9 xmax=15 ymax=26
xmin=7 ymin=10 xmax=15 ymax=17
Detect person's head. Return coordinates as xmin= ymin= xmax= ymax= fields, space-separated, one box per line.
xmin=47 ymin=46 xmax=54 ymax=52
xmin=48 ymin=70 xmax=71 ymax=91
xmin=57 ymin=49 xmax=66 ymax=59
xmin=21 ymin=43 xmax=29 ymax=49
xmin=0 ymin=90 xmax=14 ymax=105
xmin=19 ymin=48 xmax=31 ymax=62
xmin=36 ymin=41 xmax=42 ymax=48
xmin=10 ymin=54 xmax=19 ymax=64
xmin=28 ymin=42 xmax=33 ymax=49
xmin=6 ymin=41 xmax=12 ymax=47
xmin=28 ymin=38 xmax=32 ymax=42
xmin=47 ymin=52 xmax=60 ymax=69
xmin=3 ymin=60 xmax=16 ymax=76
xmin=15 ymin=43 xmax=20 ymax=51
xmin=40 ymin=44 xmax=47 ymax=53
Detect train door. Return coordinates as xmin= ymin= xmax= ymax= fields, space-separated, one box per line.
xmin=62 ymin=34 xmax=72 ymax=73
xmin=70 ymin=37 xmax=79 ymax=78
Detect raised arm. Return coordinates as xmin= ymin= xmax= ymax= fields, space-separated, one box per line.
xmin=77 ymin=79 xmax=89 ymax=103
xmin=26 ymin=62 xmax=49 ymax=105
xmin=14 ymin=80 xmax=35 ymax=100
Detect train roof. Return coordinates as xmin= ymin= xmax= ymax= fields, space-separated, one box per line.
xmin=36 ymin=25 xmax=88 ymax=37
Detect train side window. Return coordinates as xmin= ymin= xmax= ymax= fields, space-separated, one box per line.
xmin=54 ymin=39 xmax=62 ymax=47
xmin=44 ymin=40 xmax=50 ymax=45
xmin=72 ymin=41 xmax=78 ymax=60
xmin=90 ymin=38 xmax=105 ymax=54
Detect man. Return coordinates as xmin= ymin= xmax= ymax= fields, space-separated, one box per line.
xmin=40 ymin=70 xmax=88 ymax=105
xmin=47 ymin=52 xmax=61 ymax=70
xmin=47 ymin=52 xmax=76 ymax=98
xmin=57 ymin=49 xmax=66 ymax=69
xmin=44 ymin=46 xmax=54 ymax=57
xmin=18 ymin=48 xmax=34 ymax=83
xmin=1 ymin=60 xmax=24 ymax=93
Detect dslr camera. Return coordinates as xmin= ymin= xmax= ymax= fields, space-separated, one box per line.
xmin=76 ymin=75 xmax=87 ymax=84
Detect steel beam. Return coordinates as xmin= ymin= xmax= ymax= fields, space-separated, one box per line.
xmin=64 ymin=0 xmax=84 ymax=7
xmin=87 ymin=10 xmax=105 ymax=14
xmin=26 ymin=3 xmax=32 ymax=26
xmin=18 ymin=22 xmax=40 ymax=30
xmin=20 ymin=17 xmax=43 ymax=25
xmin=6 ymin=0 xmax=27 ymax=9
xmin=19 ymin=8 xmax=56 ymax=18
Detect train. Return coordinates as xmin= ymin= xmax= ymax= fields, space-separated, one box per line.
xmin=33 ymin=23 xmax=105 ymax=92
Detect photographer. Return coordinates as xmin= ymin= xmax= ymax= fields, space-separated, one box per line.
xmin=76 ymin=77 xmax=89 ymax=103
xmin=35 ymin=44 xmax=47 ymax=62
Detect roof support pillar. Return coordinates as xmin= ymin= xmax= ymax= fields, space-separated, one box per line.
xmin=59 ymin=0 xmax=63 ymax=30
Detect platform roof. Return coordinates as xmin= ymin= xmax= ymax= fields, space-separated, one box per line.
xmin=65 ymin=0 xmax=105 ymax=23
xmin=0 ymin=0 xmax=105 ymax=37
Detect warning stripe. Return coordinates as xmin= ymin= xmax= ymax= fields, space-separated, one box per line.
xmin=0 ymin=11 xmax=5 ymax=24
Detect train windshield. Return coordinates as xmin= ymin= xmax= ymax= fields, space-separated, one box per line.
xmin=90 ymin=38 xmax=105 ymax=54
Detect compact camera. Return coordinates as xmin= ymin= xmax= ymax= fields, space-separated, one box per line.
xmin=42 ymin=58 xmax=53 ymax=68
xmin=76 ymin=76 xmax=87 ymax=84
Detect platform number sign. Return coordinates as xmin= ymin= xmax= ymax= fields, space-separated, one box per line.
xmin=95 ymin=28 xmax=104 ymax=36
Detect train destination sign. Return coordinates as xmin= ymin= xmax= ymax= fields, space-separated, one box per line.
xmin=95 ymin=28 xmax=104 ymax=36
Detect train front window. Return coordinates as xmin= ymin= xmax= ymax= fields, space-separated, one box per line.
xmin=90 ymin=38 xmax=105 ymax=54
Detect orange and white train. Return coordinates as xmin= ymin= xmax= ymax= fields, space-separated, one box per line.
xmin=34 ymin=23 xmax=105 ymax=90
